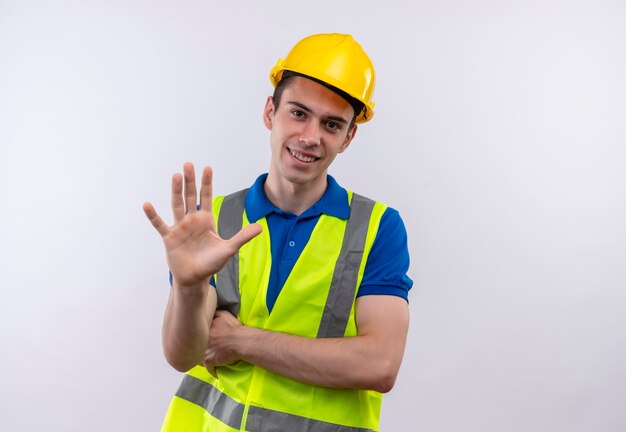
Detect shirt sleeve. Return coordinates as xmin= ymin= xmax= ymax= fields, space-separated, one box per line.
xmin=357 ymin=207 xmax=413 ymax=301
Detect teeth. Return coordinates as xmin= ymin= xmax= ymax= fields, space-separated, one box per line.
xmin=289 ymin=149 xmax=317 ymax=163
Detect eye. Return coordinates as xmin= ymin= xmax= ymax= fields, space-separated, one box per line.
xmin=324 ymin=121 xmax=342 ymax=132
xmin=291 ymin=110 xmax=306 ymax=119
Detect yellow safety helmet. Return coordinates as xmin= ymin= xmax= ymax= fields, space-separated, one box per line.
xmin=270 ymin=33 xmax=376 ymax=123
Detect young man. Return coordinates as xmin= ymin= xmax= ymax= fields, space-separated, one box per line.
xmin=144 ymin=33 xmax=412 ymax=431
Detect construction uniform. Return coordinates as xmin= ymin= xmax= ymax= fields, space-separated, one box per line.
xmin=161 ymin=174 xmax=412 ymax=431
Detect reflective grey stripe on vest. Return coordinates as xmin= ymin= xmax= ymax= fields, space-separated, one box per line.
xmin=174 ymin=375 xmax=244 ymax=429
xmin=317 ymin=193 xmax=376 ymax=338
xmin=215 ymin=188 xmax=249 ymax=316
xmin=246 ymin=405 xmax=376 ymax=432
xmin=176 ymin=376 xmax=375 ymax=432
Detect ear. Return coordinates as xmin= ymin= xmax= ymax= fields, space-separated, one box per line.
xmin=338 ymin=124 xmax=358 ymax=153
xmin=263 ymin=96 xmax=275 ymax=130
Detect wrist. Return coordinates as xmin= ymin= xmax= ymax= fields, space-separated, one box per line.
xmin=233 ymin=325 xmax=259 ymax=359
xmin=172 ymin=278 xmax=210 ymax=299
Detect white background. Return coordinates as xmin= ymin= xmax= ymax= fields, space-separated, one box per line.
xmin=1 ymin=1 xmax=625 ymax=431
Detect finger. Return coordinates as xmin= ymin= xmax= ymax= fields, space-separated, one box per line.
xmin=183 ymin=162 xmax=198 ymax=214
xmin=214 ymin=309 xmax=236 ymax=320
xmin=227 ymin=223 xmax=263 ymax=251
xmin=203 ymin=351 xmax=219 ymax=378
xmin=205 ymin=364 xmax=218 ymax=379
xmin=171 ymin=173 xmax=184 ymax=223
xmin=143 ymin=202 xmax=170 ymax=237
xmin=199 ymin=166 xmax=213 ymax=212
xmin=214 ymin=310 xmax=228 ymax=318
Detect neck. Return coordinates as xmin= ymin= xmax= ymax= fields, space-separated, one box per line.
xmin=264 ymin=172 xmax=327 ymax=215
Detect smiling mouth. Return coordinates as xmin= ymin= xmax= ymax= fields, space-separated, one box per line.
xmin=288 ymin=148 xmax=320 ymax=163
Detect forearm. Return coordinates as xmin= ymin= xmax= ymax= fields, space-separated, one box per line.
xmin=162 ymin=279 xmax=216 ymax=372
xmin=206 ymin=296 xmax=409 ymax=392
xmin=231 ymin=326 xmax=402 ymax=393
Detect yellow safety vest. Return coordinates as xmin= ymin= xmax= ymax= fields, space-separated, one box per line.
xmin=161 ymin=189 xmax=388 ymax=432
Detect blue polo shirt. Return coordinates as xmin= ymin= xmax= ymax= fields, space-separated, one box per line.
xmin=245 ymin=174 xmax=412 ymax=313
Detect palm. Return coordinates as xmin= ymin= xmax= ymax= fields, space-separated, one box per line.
xmin=163 ymin=212 xmax=233 ymax=286
xmin=144 ymin=163 xmax=261 ymax=288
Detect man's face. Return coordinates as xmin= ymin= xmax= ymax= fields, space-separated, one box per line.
xmin=263 ymin=76 xmax=357 ymax=189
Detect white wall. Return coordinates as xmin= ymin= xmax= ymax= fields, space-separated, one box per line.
xmin=1 ymin=1 xmax=625 ymax=430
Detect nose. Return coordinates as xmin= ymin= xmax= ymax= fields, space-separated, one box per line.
xmin=299 ymin=120 xmax=321 ymax=147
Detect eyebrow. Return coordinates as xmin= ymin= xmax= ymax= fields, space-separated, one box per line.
xmin=286 ymin=101 xmax=350 ymax=125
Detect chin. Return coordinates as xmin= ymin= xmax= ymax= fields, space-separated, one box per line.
xmin=281 ymin=170 xmax=321 ymax=186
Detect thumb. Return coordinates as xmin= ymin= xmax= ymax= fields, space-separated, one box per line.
xmin=227 ymin=223 xmax=263 ymax=250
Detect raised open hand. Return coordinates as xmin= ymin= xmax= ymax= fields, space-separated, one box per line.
xmin=143 ymin=163 xmax=262 ymax=289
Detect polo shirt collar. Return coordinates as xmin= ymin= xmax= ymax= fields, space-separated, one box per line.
xmin=244 ymin=173 xmax=350 ymax=222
